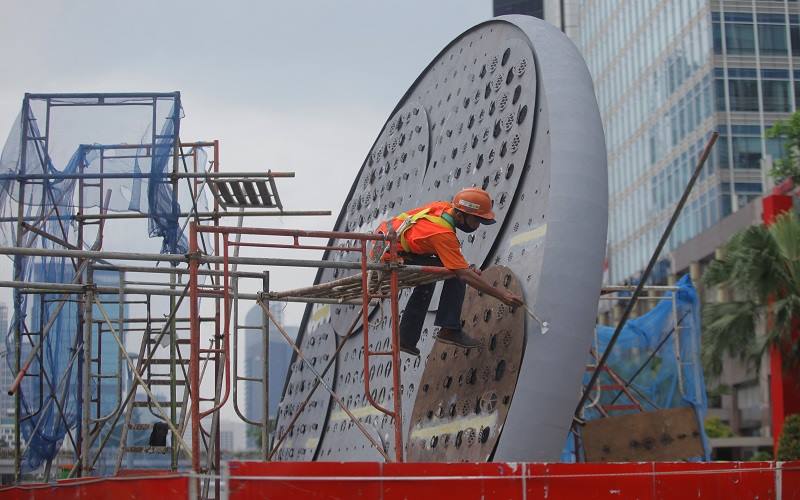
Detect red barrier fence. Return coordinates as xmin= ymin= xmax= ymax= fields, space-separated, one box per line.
xmin=226 ymin=460 xmax=800 ymax=500
xmin=0 ymin=472 xmax=189 ymax=500
xmin=1 ymin=461 xmax=798 ymax=499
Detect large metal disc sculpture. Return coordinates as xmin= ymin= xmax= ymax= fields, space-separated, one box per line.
xmin=274 ymin=15 xmax=607 ymax=462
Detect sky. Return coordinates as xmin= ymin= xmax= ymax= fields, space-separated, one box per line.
xmin=0 ymin=0 xmax=493 ymax=324
xmin=0 ymin=0 xmax=494 ymax=431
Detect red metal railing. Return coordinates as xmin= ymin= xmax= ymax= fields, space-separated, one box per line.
xmin=188 ymin=223 xmax=409 ymax=467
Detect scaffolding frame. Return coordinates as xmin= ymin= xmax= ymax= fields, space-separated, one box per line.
xmin=2 ymin=92 xmax=330 ymax=496
xmin=188 ymin=223 xmax=453 ymax=466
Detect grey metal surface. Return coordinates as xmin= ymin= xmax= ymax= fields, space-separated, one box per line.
xmin=275 ymin=15 xmax=606 ymax=462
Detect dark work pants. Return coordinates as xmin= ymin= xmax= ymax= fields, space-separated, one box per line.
xmin=399 ymin=254 xmax=466 ymax=347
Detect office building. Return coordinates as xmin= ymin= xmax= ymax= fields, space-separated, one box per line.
xmin=577 ymin=0 xmax=800 ymax=457
xmin=494 ymin=0 xmax=544 ymax=18
xmin=577 ymin=1 xmax=794 ymax=286
xmin=0 ymin=303 xmax=12 ymax=445
xmin=243 ymin=304 xmax=294 ymax=449
xmin=494 ymin=0 xmax=580 ymax=39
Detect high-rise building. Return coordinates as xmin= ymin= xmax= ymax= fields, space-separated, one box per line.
xmin=577 ymin=1 xmax=794 ymax=286
xmin=0 ymin=302 xmax=12 ymax=445
xmin=493 ymin=1 xmax=581 ymax=40
xmin=576 ymin=0 xmax=798 ymax=457
xmin=219 ymin=429 xmax=234 ymax=453
xmin=243 ymin=304 xmax=294 ymax=449
xmin=493 ymin=0 xmax=544 ymax=18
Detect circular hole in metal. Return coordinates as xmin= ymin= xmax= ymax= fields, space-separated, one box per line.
xmin=476 ymin=154 xmax=484 ymax=170
xmin=479 ymin=427 xmax=490 ymax=444
xmin=512 ymin=85 xmax=522 ymax=104
xmin=501 ymin=47 xmax=511 ymax=66
xmin=430 ymin=435 xmax=439 ymax=448
xmin=506 ymin=68 xmax=514 ymax=85
xmin=466 ymin=429 xmax=476 ymax=447
xmin=443 ymin=376 xmax=453 ymax=389
xmin=517 ymin=105 xmax=528 ymax=124
xmin=449 ymin=403 xmax=457 ymax=417
xmin=455 ymin=431 xmax=464 ymax=448
xmin=489 ymin=335 xmax=497 ymax=351
xmin=495 ymin=360 xmax=506 ymax=381
xmin=484 ymin=309 xmax=492 ymax=322
xmin=489 ymin=101 xmax=496 ymax=116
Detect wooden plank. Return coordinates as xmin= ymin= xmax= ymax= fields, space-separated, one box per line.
xmin=255 ymin=180 xmax=275 ymax=207
xmin=228 ymin=181 xmax=250 ymax=206
xmin=242 ymin=181 xmax=261 ymax=206
xmin=582 ymin=407 xmax=704 ymax=462
xmin=214 ymin=181 xmax=236 ymax=206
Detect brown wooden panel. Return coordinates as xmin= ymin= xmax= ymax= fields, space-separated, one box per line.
xmin=582 ymin=407 xmax=704 ymax=462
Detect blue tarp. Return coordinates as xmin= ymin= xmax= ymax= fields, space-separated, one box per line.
xmin=0 ymin=94 xmax=195 ymax=471
xmin=563 ymin=275 xmax=710 ymax=461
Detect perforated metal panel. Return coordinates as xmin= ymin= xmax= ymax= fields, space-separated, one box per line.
xmin=407 ymin=266 xmax=524 ymax=462
xmin=275 ymin=15 xmax=607 ymax=463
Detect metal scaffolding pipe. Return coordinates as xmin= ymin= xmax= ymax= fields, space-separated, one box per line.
xmin=0 ymin=246 xmax=405 ymax=271
xmin=0 ymin=210 xmax=331 ymax=223
xmin=0 ymin=170 xmax=296 ymax=181
xmin=92 ymin=263 xmax=263 ymax=279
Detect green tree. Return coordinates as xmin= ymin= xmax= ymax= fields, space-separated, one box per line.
xmin=767 ymin=113 xmax=800 ymax=184
xmin=704 ymin=417 xmax=735 ymax=438
xmin=778 ymin=413 xmax=800 ymax=460
xmin=701 ymin=212 xmax=800 ymax=377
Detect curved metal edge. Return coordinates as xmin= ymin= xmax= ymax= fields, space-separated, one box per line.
xmin=491 ymin=15 xmax=608 ymax=461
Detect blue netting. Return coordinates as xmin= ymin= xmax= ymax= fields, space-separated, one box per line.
xmin=562 ymin=275 xmax=710 ymax=461
xmin=0 ymin=94 xmax=204 ymax=471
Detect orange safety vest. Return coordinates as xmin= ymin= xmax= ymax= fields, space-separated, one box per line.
xmin=375 ymin=201 xmax=456 ymax=256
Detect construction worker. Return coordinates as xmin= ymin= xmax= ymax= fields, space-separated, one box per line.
xmin=375 ymin=187 xmax=524 ymax=356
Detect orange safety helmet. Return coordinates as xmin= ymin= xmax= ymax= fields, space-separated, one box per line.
xmin=452 ymin=187 xmax=496 ymax=224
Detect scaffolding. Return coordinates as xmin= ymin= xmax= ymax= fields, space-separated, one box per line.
xmin=0 ymin=93 xmax=331 ymax=494
xmin=1 ymin=92 xmax=459 ymax=497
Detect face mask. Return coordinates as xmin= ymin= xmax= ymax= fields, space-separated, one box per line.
xmin=455 ymin=217 xmax=479 ymax=233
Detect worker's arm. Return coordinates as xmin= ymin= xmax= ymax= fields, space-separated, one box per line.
xmin=453 ymin=268 xmax=524 ymax=307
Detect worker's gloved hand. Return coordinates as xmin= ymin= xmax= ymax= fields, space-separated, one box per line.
xmin=500 ymin=290 xmax=524 ymax=307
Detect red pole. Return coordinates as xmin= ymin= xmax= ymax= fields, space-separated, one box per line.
xmin=189 ymin=222 xmax=201 ymax=474
xmin=360 ymin=241 xmax=377 ymax=411
xmin=762 ymin=192 xmax=799 ymax=455
xmin=388 ymin=233 xmax=404 ymax=462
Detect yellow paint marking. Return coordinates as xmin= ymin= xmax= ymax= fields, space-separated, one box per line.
xmin=311 ymin=304 xmax=330 ymax=323
xmin=329 ymin=404 xmax=383 ymax=421
xmin=410 ymin=413 xmax=498 ymax=440
xmin=509 ymin=224 xmax=547 ymax=248
xmin=305 ymin=437 xmax=319 ymax=449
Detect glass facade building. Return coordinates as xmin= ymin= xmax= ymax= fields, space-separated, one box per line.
xmin=577 ymin=0 xmax=797 ymax=284
xmin=494 ymin=0 xmax=545 ymax=18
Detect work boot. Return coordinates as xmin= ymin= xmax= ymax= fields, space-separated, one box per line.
xmin=436 ymin=328 xmax=481 ymax=349
xmin=399 ymin=343 xmax=420 ymax=356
